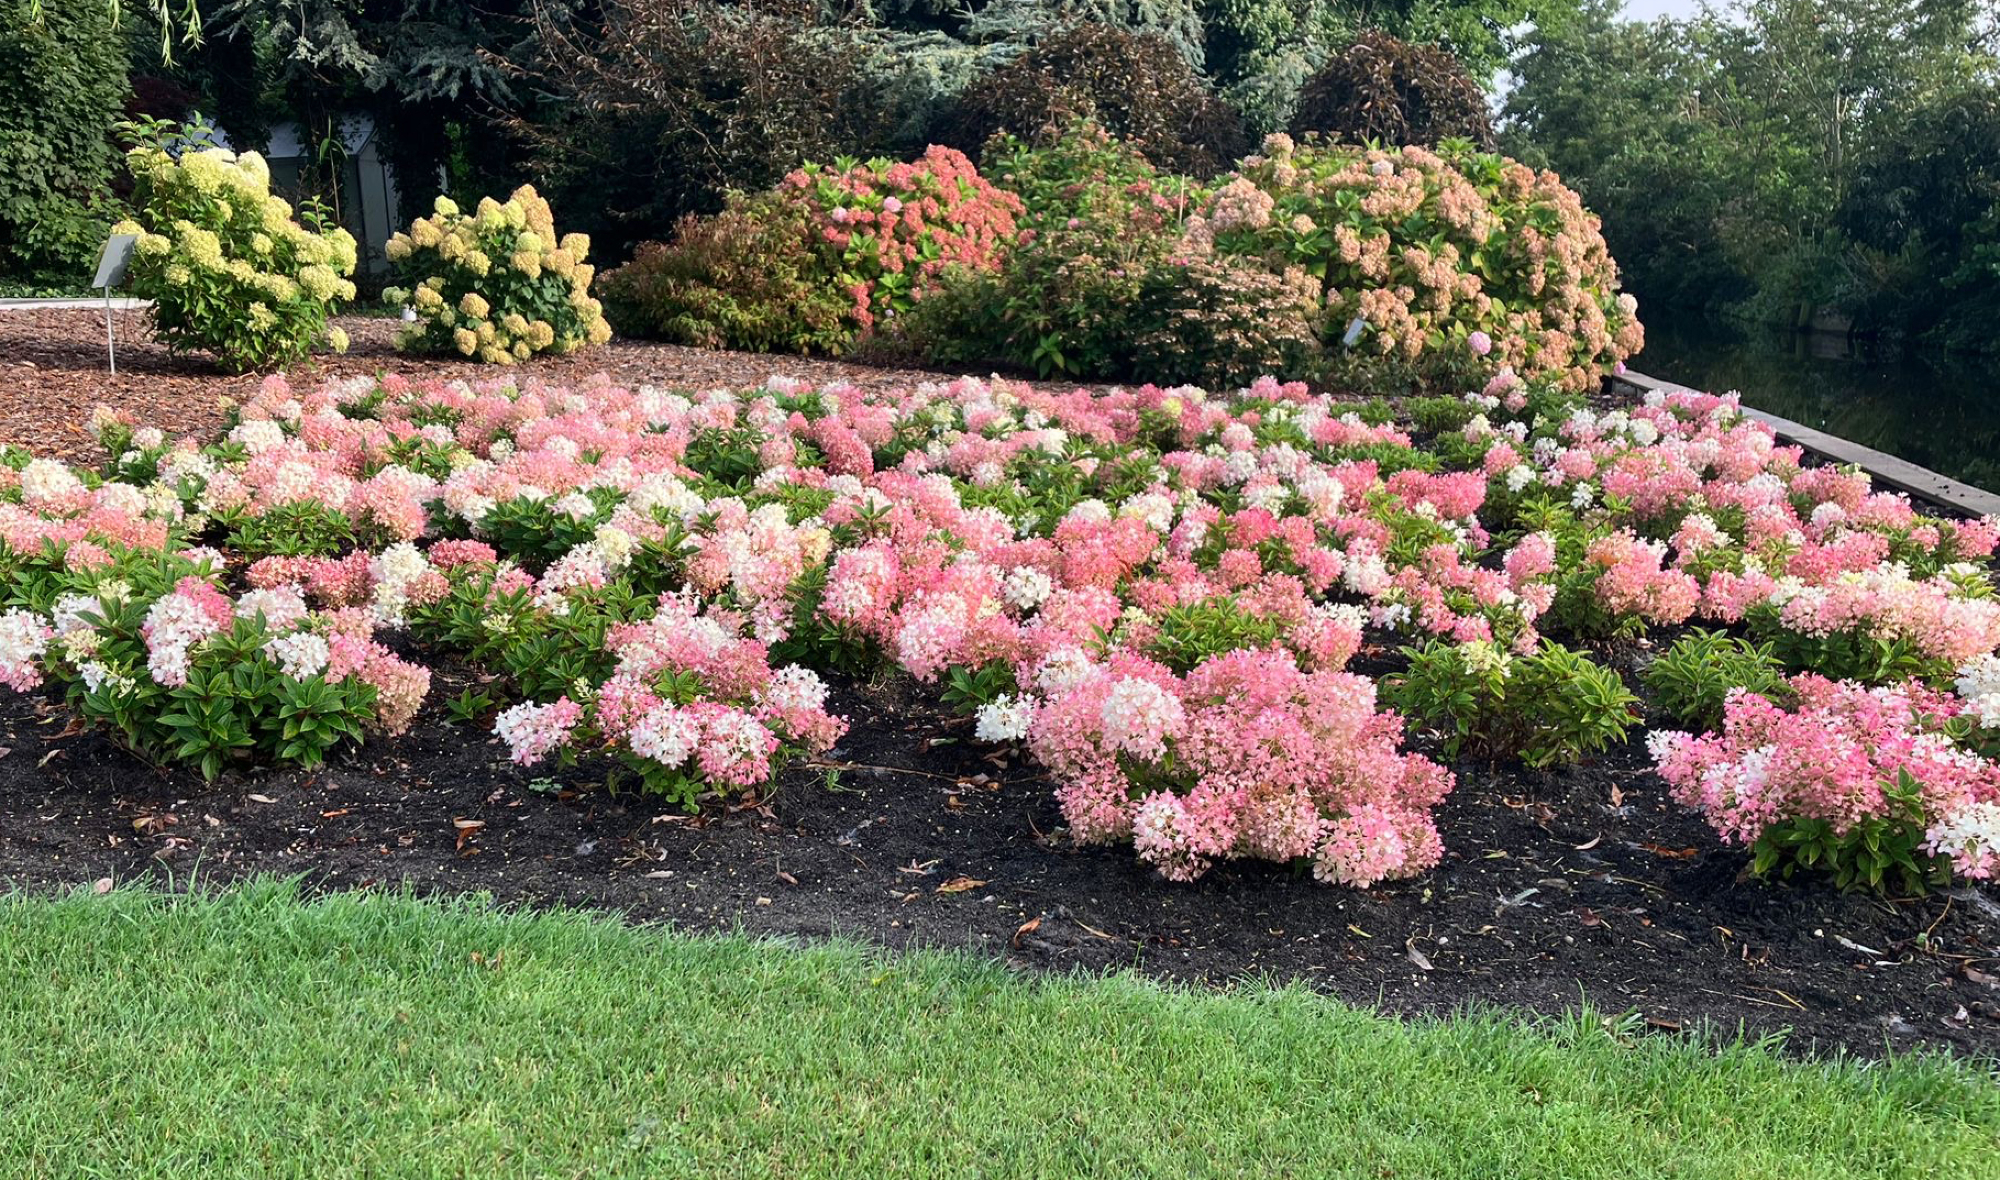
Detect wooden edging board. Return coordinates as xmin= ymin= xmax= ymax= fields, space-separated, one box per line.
xmin=1606 ymin=368 xmax=2000 ymax=520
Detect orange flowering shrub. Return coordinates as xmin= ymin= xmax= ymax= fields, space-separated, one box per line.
xmin=605 ymin=145 xmax=1020 ymax=354
xmin=777 ymin=145 xmax=1022 ymax=336
xmin=1195 ymin=135 xmax=1644 ymax=394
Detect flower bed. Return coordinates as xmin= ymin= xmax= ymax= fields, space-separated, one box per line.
xmin=1 ymin=368 xmax=1996 ymax=890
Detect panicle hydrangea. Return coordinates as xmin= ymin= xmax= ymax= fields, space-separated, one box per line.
xmin=0 ymin=608 xmax=53 ymax=690
xmin=495 ymin=696 xmax=584 ymax=765
xmin=141 ymin=576 xmax=235 ymax=687
xmin=1649 ymin=675 xmax=2000 ymax=883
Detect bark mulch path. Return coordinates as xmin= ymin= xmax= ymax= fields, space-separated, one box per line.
xmin=0 ymin=310 xmax=1019 ymax=461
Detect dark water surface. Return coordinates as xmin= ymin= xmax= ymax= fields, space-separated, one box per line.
xmin=1631 ymin=313 xmax=2000 ymax=494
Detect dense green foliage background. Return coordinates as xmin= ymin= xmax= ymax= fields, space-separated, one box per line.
xmin=0 ymin=0 xmax=129 ymax=288
xmin=1505 ymin=0 xmax=2000 ymax=349
xmin=5 ymin=0 xmax=1997 ymax=353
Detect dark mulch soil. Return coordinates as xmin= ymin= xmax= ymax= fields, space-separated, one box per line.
xmin=4 ymin=649 xmax=1996 ymax=1062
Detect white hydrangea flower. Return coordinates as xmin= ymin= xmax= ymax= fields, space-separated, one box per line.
xmin=974 ymin=694 xmax=1034 ymax=743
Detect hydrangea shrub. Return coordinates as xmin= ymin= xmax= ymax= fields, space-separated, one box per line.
xmin=1650 ymin=675 xmax=2000 ymax=889
xmin=112 ymin=139 xmax=357 ymax=371
xmin=1197 ymin=135 xmax=1644 ymax=394
xmin=384 ymin=185 xmax=612 ymax=363
xmin=905 ymin=125 xmax=1318 ymax=388
xmin=0 ymin=551 xmax=426 ymax=781
xmin=605 ymin=146 xmax=1019 ymax=355
xmin=1031 ymin=647 xmax=1452 ymax=885
xmin=775 ymin=145 xmax=1021 ymax=337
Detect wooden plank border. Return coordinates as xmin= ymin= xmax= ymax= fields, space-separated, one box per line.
xmin=1606 ymin=368 xmax=2000 ymax=520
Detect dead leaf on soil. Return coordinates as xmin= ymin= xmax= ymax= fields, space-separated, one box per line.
xmin=1405 ymin=938 xmax=1434 ymax=972
xmin=1573 ymin=835 xmax=1601 ymax=850
xmin=1012 ymin=917 xmax=1043 ymax=948
xmin=247 ymin=793 xmax=276 ymax=805
xmin=452 ymin=817 xmax=485 ymax=851
xmin=1640 ymin=842 xmax=1699 ymax=859
xmin=132 ymin=812 xmax=177 ymax=835
xmin=935 ymin=876 xmax=987 ymax=894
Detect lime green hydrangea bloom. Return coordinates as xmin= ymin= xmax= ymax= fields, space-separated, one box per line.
xmin=115 ymin=133 xmax=355 ymax=370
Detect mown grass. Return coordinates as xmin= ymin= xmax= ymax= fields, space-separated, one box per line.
xmin=0 ymin=879 xmax=1993 ymax=1178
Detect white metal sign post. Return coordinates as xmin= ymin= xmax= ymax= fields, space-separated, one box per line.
xmin=93 ymin=234 xmax=137 ymax=375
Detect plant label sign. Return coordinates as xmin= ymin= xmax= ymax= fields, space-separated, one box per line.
xmin=93 ymin=234 xmax=137 ymax=290
xmin=94 ymin=233 xmax=138 ymax=374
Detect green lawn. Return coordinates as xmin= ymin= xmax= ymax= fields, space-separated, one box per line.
xmin=1 ymin=881 xmax=1993 ymax=1178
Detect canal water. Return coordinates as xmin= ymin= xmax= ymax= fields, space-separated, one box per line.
xmin=1631 ymin=313 xmax=2000 ymax=495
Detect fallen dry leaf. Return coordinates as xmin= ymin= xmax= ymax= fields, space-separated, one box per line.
xmin=1012 ymin=917 xmax=1043 ymax=947
xmin=935 ymin=876 xmax=987 ymax=894
xmin=1405 ymin=938 xmax=1434 ymax=971
xmin=247 ymin=793 xmax=276 ymax=805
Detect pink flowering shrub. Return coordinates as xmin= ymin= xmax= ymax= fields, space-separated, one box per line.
xmin=487 ymin=593 xmax=844 ymax=808
xmin=1650 ymin=675 xmax=2000 ymax=890
xmin=780 ymin=146 xmax=1021 ymax=336
xmin=1199 ymin=135 xmax=1644 ymax=394
xmin=1029 ymin=648 xmax=1452 ymax=885
xmin=1483 ymin=390 xmax=2000 ymax=680
xmin=1 ymin=552 xmax=426 ymax=779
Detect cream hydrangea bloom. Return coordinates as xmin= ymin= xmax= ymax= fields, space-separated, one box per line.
xmin=114 ymin=132 xmax=356 ymax=369
xmin=383 ymin=182 xmax=611 ymax=362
